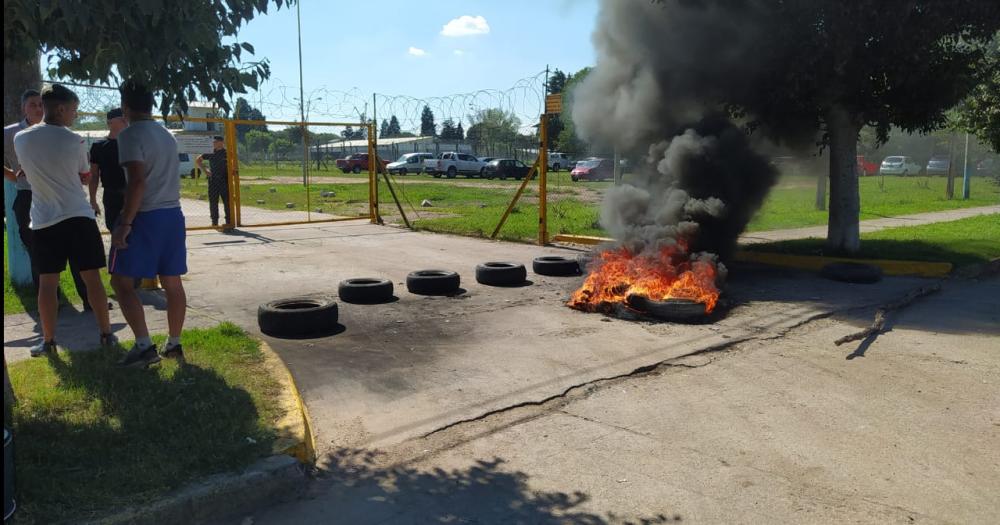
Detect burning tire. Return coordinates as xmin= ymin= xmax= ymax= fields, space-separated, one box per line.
xmin=820 ymin=262 xmax=882 ymax=284
xmin=532 ymin=256 xmax=581 ymax=277
xmin=338 ymin=278 xmax=394 ymax=304
xmin=627 ymin=295 xmax=710 ymax=322
xmin=258 ymin=296 xmax=339 ymax=338
xmin=476 ymin=262 xmax=527 ymax=287
xmin=407 ymin=270 xmax=461 ymax=295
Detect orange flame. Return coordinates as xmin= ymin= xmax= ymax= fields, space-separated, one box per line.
xmin=568 ymin=245 xmax=720 ymax=314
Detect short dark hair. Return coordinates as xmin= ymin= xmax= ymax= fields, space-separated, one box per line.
xmin=106 ymin=108 xmax=124 ymax=120
xmin=21 ymin=89 xmax=41 ymax=105
xmin=213 ymin=135 xmax=224 ymax=142
xmin=120 ymin=80 xmax=155 ymax=113
xmin=41 ymin=85 xmax=79 ymax=110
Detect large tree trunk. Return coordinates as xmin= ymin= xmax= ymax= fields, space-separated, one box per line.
xmin=815 ymin=169 xmax=827 ymax=210
xmin=4 ymin=53 xmax=40 ymax=422
xmin=825 ymin=105 xmax=862 ymax=255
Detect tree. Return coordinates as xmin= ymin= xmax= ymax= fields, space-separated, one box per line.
xmin=547 ymin=69 xmax=568 ymax=95
xmin=420 ymin=105 xmax=436 ymax=137
xmin=4 ymin=0 xmax=291 ymax=116
xmin=269 ymin=137 xmax=294 ymax=160
xmin=466 ymin=108 xmax=522 ymax=156
xmin=387 ymin=115 xmax=402 ymax=137
xmin=379 ymin=119 xmax=390 ymax=139
xmin=630 ymin=1 xmax=999 ymax=254
xmin=440 ymin=118 xmax=458 ymax=140
xmin=234 ymin=97 xmax=267 ymax=143
xmin=555 ymin=67 xmax=592 ymax=156
xmin=244 ymin=129 xmax=273 ymax=159
xmin=953 ymin=38 xmax=1000 ymax=152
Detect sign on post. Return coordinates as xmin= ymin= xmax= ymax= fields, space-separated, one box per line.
xmin=545 ymin=94 xmax=563 ymax=115
xmin=174 ymin=134 xmax=215 ymax=154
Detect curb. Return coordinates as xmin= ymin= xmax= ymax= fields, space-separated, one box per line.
xmin=89 ymin=455 xmax=304 ymax=525
xmin=734 ymin=251 xmax=953 ymax=278
xmin=259 ymin=340 xmax=317 ymax=464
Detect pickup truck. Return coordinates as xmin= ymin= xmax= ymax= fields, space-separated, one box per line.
xmin=424 ymin=152 xmax=487 ymax=178
xmin=336 ymin=153 xmax=389 ymax=174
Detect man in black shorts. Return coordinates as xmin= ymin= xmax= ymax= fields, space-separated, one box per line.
xmin=88 ymin=108 xmax=129 ymax=231
xmin=195 ymin=136 xmax=232 ymax=228
xmin=13 ymin=84 xmax=115 ymax=356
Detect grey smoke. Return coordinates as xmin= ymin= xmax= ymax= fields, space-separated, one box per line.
xmin=575 ymin=0 xmax=781 ymax=262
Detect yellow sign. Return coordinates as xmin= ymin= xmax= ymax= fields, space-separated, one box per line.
xmin=545 ymin=94 xmax=563 ymax=114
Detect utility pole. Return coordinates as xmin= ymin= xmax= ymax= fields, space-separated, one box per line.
xmin=962 ymin=132 xmax=971 ymax=200
xmin=296 ymin=0 xmax=307 ymax=186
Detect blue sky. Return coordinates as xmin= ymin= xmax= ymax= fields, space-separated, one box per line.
xmin=233 ymin=0 xmax=599 ymax=125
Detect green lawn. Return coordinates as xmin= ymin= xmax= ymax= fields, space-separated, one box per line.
xmin=7 ymin=322 xmax=284 ymax=524
xmin=4 ymin=231 xmax=115 ymax=316
xmin=744 ymin=214 xmax=1000 ymax=267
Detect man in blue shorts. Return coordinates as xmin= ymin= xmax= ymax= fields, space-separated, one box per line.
xmin=110 ymin=80 xmax=188 ymax=368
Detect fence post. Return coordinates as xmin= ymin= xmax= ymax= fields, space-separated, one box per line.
xmin=539 ymin=115 xmax=549 ymax=246
xmin=368 ymin=124 xmax=379 ymax=223
xmin=224 ymin=120 xmax=241 ymax=227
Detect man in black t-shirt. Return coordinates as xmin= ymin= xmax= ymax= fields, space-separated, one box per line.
xmin=88 ymin=108 xmax=129 ymax=231
xmin=196 ymin=136 xmax=232 ymax=228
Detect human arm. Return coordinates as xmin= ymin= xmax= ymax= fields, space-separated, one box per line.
xmin=111 ymin=161 xmax=146 ymax=249
xmin=88 ymin=162 xmax=101 ymax=215
xmin=2 ymin=165 xmax=17 ymax=183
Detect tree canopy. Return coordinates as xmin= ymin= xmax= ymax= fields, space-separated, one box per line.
xmin=420 ymin=105 xmax=436 ymax=137
xmin=4 ymin=0 xmax=293 ymax=114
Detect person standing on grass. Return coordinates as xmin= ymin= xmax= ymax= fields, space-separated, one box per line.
xmin=5 ymin=88 xmax=92 ymax=309
xmin=88 ymin=108 xmax=129 ymax=231
xmin=195 ymin=136 xmax=233 ymax=229
xmin=110 ymin=80 xmax=188 ymax=368
xmin=12 ymin=84 xmax=116 ymax=356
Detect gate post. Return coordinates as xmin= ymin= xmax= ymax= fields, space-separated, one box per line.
xmin=538 ymin=115 xmax=549 ymax=246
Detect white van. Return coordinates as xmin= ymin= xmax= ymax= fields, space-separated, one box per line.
xmin=178 ymin=152 xmax=197 ymax=178
xmin=387 ymin=152 xmax=434 ymax=175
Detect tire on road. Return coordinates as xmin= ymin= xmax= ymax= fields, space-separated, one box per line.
xmin=258 ymin=296 xmax=339 ymax=338
xmin=819 ymin=262 xmax=883 ymax=284
xmin=407 ymin=270 xmax=461 ymax=295
xmin=532 ymin=256 xmax=581 ymax=277
xmin=627 ymin=295 xmax=708 ymax=322
xmin=476 ymin=262 xmax=527 ymax=287
xmin=338 ymin=278 xmax=394 ymax=304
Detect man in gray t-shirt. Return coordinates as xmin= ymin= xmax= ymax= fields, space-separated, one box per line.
xmin=110 ymin=80 xmax=189 ymax=368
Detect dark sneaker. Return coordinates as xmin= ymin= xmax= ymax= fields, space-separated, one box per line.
xmin=100 ymin=332 xmax=119 ymax=347
xmin=118 ymin=345 xmax=161 ymax=368
xmin=30 ymin=340 xmax=58 ymax=358
xmin=160 ymin=344 xmax=186 ymax=364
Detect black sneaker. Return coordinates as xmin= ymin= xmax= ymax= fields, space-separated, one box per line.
xmin=160 ymin=344 xmax=186 ymax=364
xmin=30 ymin=340 xmax=58 ymax=358
xmin=118 ymin=344 xmax=161 ymax=368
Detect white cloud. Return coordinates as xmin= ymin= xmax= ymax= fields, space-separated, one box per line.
xmin=453 ymin=49 xmax=465 ymax=56
xmin=441 ymin=15 xmax=490 ymax=37
xmin=407 ymin=46 xmax=427 ymax=57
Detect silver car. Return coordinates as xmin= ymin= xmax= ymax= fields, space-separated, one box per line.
xmin=925 ymin=155 xmax=950 ymax=176
xmin=879 ymin=156 xmax=922 ymax=176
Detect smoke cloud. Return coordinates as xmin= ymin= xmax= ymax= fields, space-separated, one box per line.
xmin=574 ymin=0 xmax=782 ymax=262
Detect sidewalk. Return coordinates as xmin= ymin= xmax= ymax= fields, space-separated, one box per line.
xmin=739 ymin=204 xmax=1000 ymax=244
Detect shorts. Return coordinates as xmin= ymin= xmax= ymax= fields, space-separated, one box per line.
xmin=33 ymin=217 xmax=106 ymax=274
xmin=109 ymin=207 xmax=187 ymax=278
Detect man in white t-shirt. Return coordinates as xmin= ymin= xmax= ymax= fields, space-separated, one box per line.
xmin=13 ymin=84 xmax=115 ymax=357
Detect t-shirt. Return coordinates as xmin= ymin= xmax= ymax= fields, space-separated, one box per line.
xmin=117 ymin=119 xmax=181 ymax=212
xmin=3 ymin=119 xmax=32 ymax=191
xmin=89 ymin=138 xmax=127 ymax=189
xmin=202 ymin=149 xmax=228 ymax=179
xmin=13 ymin=123 xmax=94 ymax=230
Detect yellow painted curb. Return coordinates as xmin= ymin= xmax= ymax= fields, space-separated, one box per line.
xmin=258 ymin=340 xmax=317 ymax=464
xmin=735 ymin=251 xmax=953 ymax=277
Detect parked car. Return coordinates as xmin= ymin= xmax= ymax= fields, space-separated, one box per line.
xmin=483 ymin=159 xmax=533 ymax=180
xmin=976 ymin=158 xmax=997 ymax=177
xmin=548 ymin=152 xmax=574 ymax=172
xmin=179 ymin=153 xmax=196 ymax=178
xmin=571 ymin=158 xmax=614 ymax=181
xmin=856 ymin=155 xmax=878 ymax=177
xmin=479 ymin=157 xmax=496 ymax=164
xmin=424 ymin=152 xmax=486 ymax=178
xmin=336 ymin=153 xmax=388 ymax=174
xmin=387 ymin=152 xmax=434 ymax=175
xmin=879 ymin=156 xmax=922 ymax=177
xmin=925 ymin=155 xmax=951 ymax=176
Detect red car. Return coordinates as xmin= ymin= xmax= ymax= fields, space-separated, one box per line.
xmin=857 ymin=155 xmax=878 ymax=177
xmin=336 ymin=153 xmax=389 ymax=174
xmin=571 ymin=158 xmax=614 ymax=181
